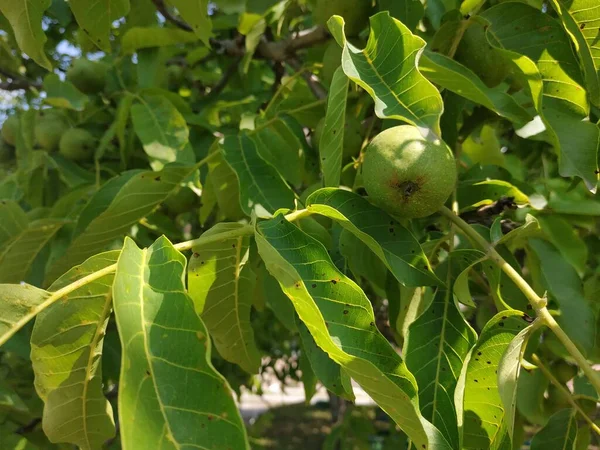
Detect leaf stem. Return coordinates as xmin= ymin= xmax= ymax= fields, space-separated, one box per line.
xmin=531 ymin=353 xmax=600 ymax=436
xmin=439 ymin=205 xmax=600 ymax=396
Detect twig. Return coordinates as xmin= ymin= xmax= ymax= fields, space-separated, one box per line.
xmin=151 ymin=0 xmax=193 ymax=32
xmin=207 ymin=57 xmax=241 ymax=97
xmin=0 ymin=67 xmax=41 ymax=91
xmin=287 ymin=58 xmax=327 ymax=100
xmin=15 ymin=418 xmax=42 ymax=435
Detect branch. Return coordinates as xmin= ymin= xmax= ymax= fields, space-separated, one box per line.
xmin=0 ymin=67 xmax=41 ymax=91
xmin=151 ymin=0 xmax=193 ymax=32
xmin=287 ymin=58 xmax=327 ymax=100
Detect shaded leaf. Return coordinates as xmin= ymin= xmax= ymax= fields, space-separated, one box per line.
xmin=457 ymin=180 xmax=529 ymax=210
xmin=43 ymin=74 xmax=89 ymax=110
xmin=379 ymin=0 xmax=424 ymax=32
xmin=0 ymin=0 xmax=52 ymax=70
xmin=538 ymin=215 xmax=587 ymax=275
xmin=320 ymin=66 xmax=349 ymax=187
xmin=405 ymin=255 xmax=477 ymax=448
xmin=0 ymin=200 xmax=29 ymax=253
xmin=68 ymin=0 xmax=130 ymax=52
xmin=165 ymin=0 xmax=211 ymax=45
xmin=188 ymin=223 xmax=261 ymax=374
xmin=461 ymin=311 xmax=531 ymax=450
xmin=46 ymin=165 xmax=193 ymax=284
xmin=256 ymin=215 xmax=452 ymax=449
xmin=121 ymin=26 xmax=199 ymax=54
xmin=113 ymin=236 xmax=249 ymax=449
xmin=530 ymin=409 xmax=577 ymax=450
xmin=329 ymin=12 xmax=443 ymax=135
xmin=420 ymin=51 xmax=532 ymax=127
xmin=222 ymin=133 xmax=295 ymax=217
xmin=306 ymin=188 xmax=441 ymax=287
xmin=296 ymin=318 xmax=354 ymax=401
xmin=31 ymin=251 xmax=119 ymax=449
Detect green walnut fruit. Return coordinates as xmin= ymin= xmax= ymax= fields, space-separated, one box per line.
xmin=35 ymin=114 xmax=69 ymax=152
xmin=362 ymin=125 xmax=456 ymax=219
xmin=553 ymin=360 xmax=578 ymax=384
xmin=66 ymin=59 xmax=108 ymax=94
xmin=0 ymin=139 xmax=14 ymax=163
xmin=1 ymin=115 xmax=19 ymax=146
xmin=455 ymin=22 xmax=511 ymax=87
xmin=59 ymin=128 xmax=96 ymax=162
xmin=164 ymin=187 xmax=198 ymax=215
xmin=313 ymin=116 xmax=363 ymax=161
xmin=313 ymin=0 xmax=371 ymax=36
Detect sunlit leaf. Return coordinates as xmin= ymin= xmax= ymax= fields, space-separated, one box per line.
xmin=328 ymin=12 xmax=443 ymax=135
xmin=31 ymin=251 xmax=119 ymax=449
xmin=0 ymin=284 xmax=50 ymax=347
xmin=121 ymin=27 xmax=199 ymax=54
xmin=256 ymin=215 xmax=452 ymax=449
xmin=306 ymin=188 xmax=441 ymax=287
xmin=0 ymin=0 xmax=53 ymax=70
xmin=113 ymin=236 xmax=249 ymax=449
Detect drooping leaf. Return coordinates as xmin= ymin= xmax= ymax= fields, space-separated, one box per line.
xmin=31 ymin=251 xmax=119 ymax=449
xmin=0 ymin=218 xmax=66 ymax=283
xmin=165 ymin=0 xmax=211 ymax=45
xmin=68 ymin=0 xmax=130 ymax=52
xmin=528 ymin=238 xmax=595 ymax=356
xmin=530 ymin=409 xmax=578 ymax=450
xmin=419 ymin=51 xmax=532 ymax=127
xmin=480 ymin=3 xmax=599 ymax=190
xmin=222 ymin=133 xmax=295 ymax=217
xmin=404 ymin=255 xmax=477 ymax=449
xmin=328 ymin=12 xmax=444 ymax=136
xmin=538 ymin=215 xmax=587 ymax=275
xmin=306 ymin=188 xmax=441 ymax=287
xmin=549 ymin=0 xmax=600 ymax=107
xmin=188 ymin=223 xmax=261 ymax=374
xmin=0 ymin=200 xmax=29 ymax=253
xmin=46 ymin=165 xmax=193 ymax=284
xmin=256 ymin=215 xmax=452 ymax=449
xmin=251 ymin=116 xmax=306 ymax=187
xmin=296 ymin=318 xmax=354 ymax=401
xmin=0 ymin=0 xmax=53 ymax=70
xmin=113 ymin=236 xmax=249 ymax=450
xmin=130 ymin=95 xmax=194 ymax=169
xmin=339 ymin=229 xmax=388 ymax=295
xmin=320 ymin=66 xmax=349 ymax=187
xmin=121 ymin=26 xmax=200 ymax=54
xmin=206 ymin=142 xmax=245 ymax=220
xmin=497 ymin=322 xmax=537 ymax=439
xmin=42 ymin=74 xmax=89 ymax=110
xmin=452 ymin=249 xmax=487 ymax=308
xmin=461 ymin=311 xmax=532 ymax=450
xmin=261 ymin=266 xmax=297 ymax=332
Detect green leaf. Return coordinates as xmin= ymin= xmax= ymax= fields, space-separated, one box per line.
xmin=113 ymin=236 xmax=249 ymax=450
xmin=461 ymin=311 xmax=532 ymax=450
xmin=457 ymin=180 xmax=529 ymax=210
xmin=306 ymin=188 xmax=441 ymax=287
xmin=256 ymin=215 xmax=451 ymax=449
xmin=42 ymin=74 xmax=89 ymax=110
xmin=222 ymin=133 xmax=295 ymax=217
xmin=0 ymin=284 xmax=50 ymax=347
xmin=497 ymin=323 xmax=537 ymax=439
xmin=452 ymin=249 xmax=487 ymax=308
xmin=0 ymin=0 xmax=53 ymax=70
xmin=379 ymin=0 xmax=424 ymax=32
xmin=296 ymin=318 xmax=354 ymax=401
xmin=261 ymin=266 xmax=297 ymax=332
xmin=320 ymin=66 xmax=349 ymax=187
xmin=528 ymin=238 xmax=595 ymax=356
xmin=480 ymin=3 xmax=599 ymax=190
xmin=0 ymin=200 xmax=29 ymax=254
xmin=419 ymin=51 xmax=532 ymax=127
xmin=121 ymin=27 xmax=200 ymax=54
xmin=68 ymin=0 xmax=130 ymax=52
xmin=0 ymin=218 xmax=65 ymax=283
xmin=328 ymin=12 xmax=443 ymax=135
xmin=206 ymin=142 xmax=245 ymax=220
xmin=517 ymin=367 xmax=550 ymax=426
xmin=165 ymin=0 xmax=211 ymax=45
xmin=130 ymin=95 xmax=194 ymax=169
xmin=538 ymin=215 xmax=587 ymax=275
xmin=339 ymin=229 xmax=388 ymax=295
xmin=31 ymin=251 xmax=119 ymax=449
xmin=251 ymin=116 xmax=306 ymax=187
xmin=188 ymin=223 xmax=261 ymax=374
xmin=405 ymin=257 xmax=477 ymax=448
xmin=46 ymin=165 xmax=193 ymax=284
xmin=530 ymin=409 xmax=578 ymax=450
xmin=549 ymin=0 xmax=600 ymax=107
